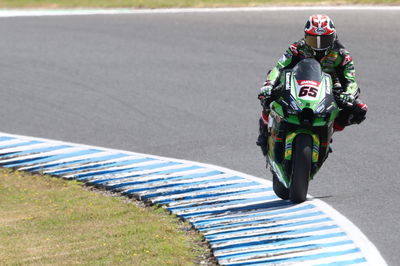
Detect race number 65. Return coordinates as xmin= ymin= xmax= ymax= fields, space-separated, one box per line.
xmin=299 ymin=87 xmax=318 ymax=98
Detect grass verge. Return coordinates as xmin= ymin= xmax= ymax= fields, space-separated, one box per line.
xmin=0 ymin=168 xmax=213 ymax=265
xmin=0 ymin=0 xmax=398 ymax=9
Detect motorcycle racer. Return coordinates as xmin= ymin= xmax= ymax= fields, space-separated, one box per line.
xmin=257 ymin=14 xmax=368 ymax=156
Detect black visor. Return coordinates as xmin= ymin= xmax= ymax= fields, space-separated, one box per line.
xmin=305 ymin=34 xmax=335 ymax=50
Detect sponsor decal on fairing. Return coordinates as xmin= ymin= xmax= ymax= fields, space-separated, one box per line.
xmin=285 ymin=72 xmax=291 ymax=90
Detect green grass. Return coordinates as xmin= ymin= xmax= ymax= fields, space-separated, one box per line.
xmin=0 ymin=168 xmax=210 ymax=265
xmin=0 ymin=0 xmax=398 ymax=9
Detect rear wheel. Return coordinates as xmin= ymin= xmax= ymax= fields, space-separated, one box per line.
xmin=290 ymin=134 xmax=312 ymax=203
xmin=272 ymin=172 xmax=289 ymax=200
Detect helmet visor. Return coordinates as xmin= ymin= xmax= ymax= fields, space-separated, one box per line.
xmin=305 ymin=34 xmax=335 ymax=50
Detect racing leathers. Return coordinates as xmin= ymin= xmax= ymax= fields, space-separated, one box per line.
xmin=256 ymin=39 xmax=368 ymax=156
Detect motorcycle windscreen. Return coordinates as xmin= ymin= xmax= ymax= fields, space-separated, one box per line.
xmin=293 ymin=59 xmax=323 ymax=83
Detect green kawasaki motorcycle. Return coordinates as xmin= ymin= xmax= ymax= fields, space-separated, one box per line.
xmin=265 ymin=58 xmax=340 ymax=203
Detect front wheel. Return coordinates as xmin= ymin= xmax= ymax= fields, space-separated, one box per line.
xmin=290 ymin=134 xmax=312 ymax=203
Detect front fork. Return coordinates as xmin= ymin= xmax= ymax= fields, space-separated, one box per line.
xmin=284 ymin=130 xmax=320 ymax=164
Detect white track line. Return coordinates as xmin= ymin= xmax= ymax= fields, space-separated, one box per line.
xmin=0 ymin=6 xmax=399 ymax=17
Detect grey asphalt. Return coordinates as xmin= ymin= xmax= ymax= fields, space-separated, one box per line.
xmin=0 ymin=9 xmax=398 ymax=264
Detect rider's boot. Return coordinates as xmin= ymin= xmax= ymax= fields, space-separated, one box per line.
xmin=256 ymin=112 xmax=270 ymax=157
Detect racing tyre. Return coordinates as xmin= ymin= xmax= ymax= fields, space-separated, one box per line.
xmin=290 ymin=134 xmax=312 ymax=203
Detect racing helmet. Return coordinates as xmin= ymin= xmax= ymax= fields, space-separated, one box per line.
xmin=304 ymin=14 xmax=336 ymax=51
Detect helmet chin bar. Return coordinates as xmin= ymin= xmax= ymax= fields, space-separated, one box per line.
xmin=311 ymin=48 xmax=330 ymax=56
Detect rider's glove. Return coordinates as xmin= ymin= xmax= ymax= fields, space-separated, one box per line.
xmin=258 ymin=85 xmax=273 ymax=100
xmin=338 ymin=93 xmax=355 ymax=106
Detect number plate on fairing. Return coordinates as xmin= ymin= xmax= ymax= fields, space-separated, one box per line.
xmin=296 ymin=80 xmax=322 ymax=100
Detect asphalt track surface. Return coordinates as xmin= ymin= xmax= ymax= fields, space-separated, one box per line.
xmin=0 ymin=9 xmax=398 ymax=264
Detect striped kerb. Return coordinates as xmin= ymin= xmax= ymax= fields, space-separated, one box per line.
xmin=0 ymin=133 xmax=386 ymax=266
